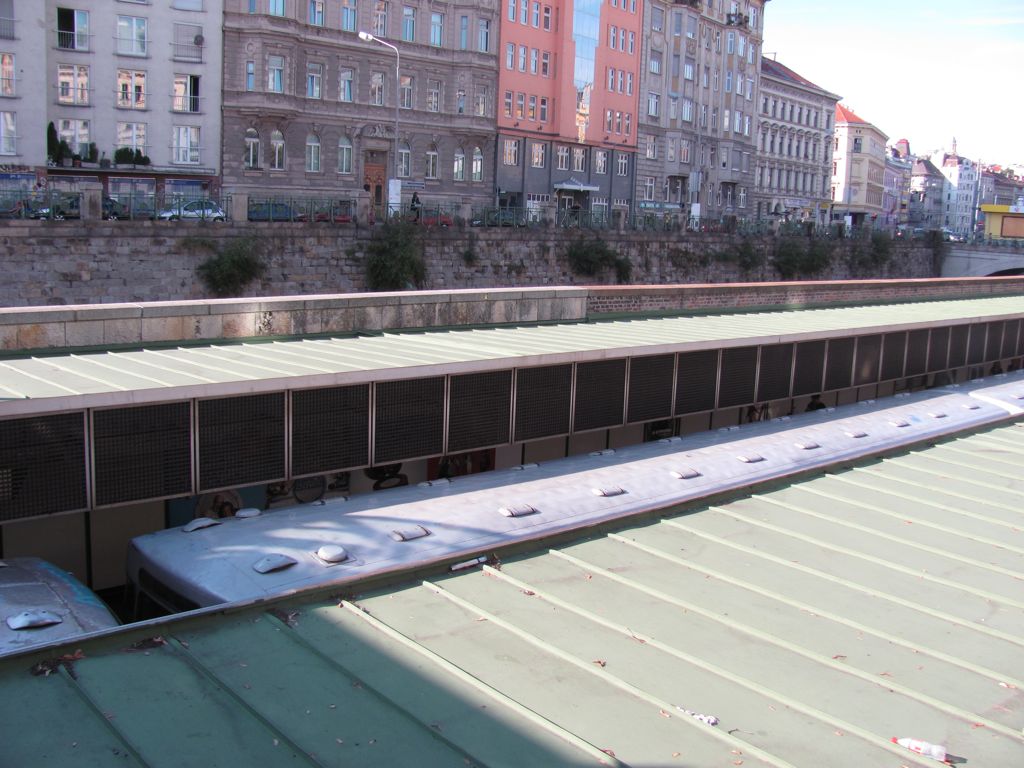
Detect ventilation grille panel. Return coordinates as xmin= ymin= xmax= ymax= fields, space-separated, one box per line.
xmin=881 ymin=332 xmax=906 ymax=380
xmin=514 ymin=364 xmax=572 ymax=442
xmin=948 ymin=325 xmax=969 ymax=368
xmin=292 ymin=385 xmax=369 ymax=476
xmin=676 ymin=350 xmax=719 ymax=414
xmin=0 ymin=413 xmax=86 ymax=521
xmin=853 ymin=335 xmax=881 ymax=386
xmin=718 ymin=347 xmax=758 ymax=408
xmin=627 ymin=354 xmax=675 ymax=423
xmin=967 ymin=323 xmax=986 ymax=365
xmin=905 ymin=329 xmax=929 ymax=376
xmin=1001 ymin=319 xmax=1019 ymax=359
xmin=574 ymin=359 xmax=626 ymax=432
xmin=94 ymin=403 xmax=191 ymax=506
xmin=984 ymin=321 xmax=1002 ymax=362
xmin=757 ymin=344 xmax=793 ymax=402
xmin=448 ymin=370 xmax=512 ymax=452
xmin=824 ymin=337 xmax=855 ymax=392
xmin=198 ymin=393 xmax=285 ymax=491
xmin=792 ymin=340 xmax=826 ymax=396
xmin=374 ymin=378 xmax=444 ymax=464
xmin=927 ymin=326 xmax=950 ymax=373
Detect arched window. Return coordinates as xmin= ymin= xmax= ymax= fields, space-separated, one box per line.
xmin=471 ymin=146 xmax=483 ymax=181
xmin=425 ymin=143 xmax=438 ymax=179
xmin=270 ymin=130 xmax=285 ymax=170
xmin=337 ymin=135 xmax=352 ymax=174
xmin=453 ymin=146 xmax=465 ymax=181
xmin=398 ymin=141 xmax=410 ymax=177
xmin=244 ymin=128 xmax=259 ymax=170
xmin=305 ymin=133 xmax=321 ymax=172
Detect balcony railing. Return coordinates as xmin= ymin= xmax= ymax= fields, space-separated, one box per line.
xmin=56 ymin=29 xmax=90 ymax=51
xmin=171 ymin=41 xmax=204 ymax=62
xmin=170 ymin=145 xmax=202 ymax=164
xmin=171 ymin=94 xmax=203 ymax=113
xmin=0 ymin=17 xmax=15 ymax=40
xmin=57 ymin=86 xmax=92 ymax=107
xmin=115 ymin=36 xmax=148 ymax=57
xmin=115 ymin=90 xmax=148 ymax=110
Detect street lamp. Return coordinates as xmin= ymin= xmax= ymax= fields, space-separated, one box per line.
xmin=358 ymin=30 xmax=400 ymax=216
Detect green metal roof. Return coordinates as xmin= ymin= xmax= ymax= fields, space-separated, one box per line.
xmin=2 ymin=421 xmax=1022 ymax=767
xmin=1 ymin=294 xmax=1022 ymax=416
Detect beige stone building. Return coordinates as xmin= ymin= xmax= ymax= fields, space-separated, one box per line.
xmin=222 ymin=0 xmax=498 ymax=212
xmin=830 ymin=103 xmax=887 ymax=227
xmin=753 ymin=57 xmax=838 ymax=224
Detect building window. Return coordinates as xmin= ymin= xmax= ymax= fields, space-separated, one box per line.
xmin=472 ymin=146 xmax=483 ymax=181
xmin=309 ymin=1 xmax=325 ymax=25
xmin=268 ymin=55 xmax=284 ymax=92
xmin=244 ymin=128 xmax=259 ymax=169
xmin=336 ymin=135 xmax=352 ymax=173
xmin=539 ymin=96 xmax=548 ymax=122
xmin=530 ymin=48 xmax=538 ymax=74
xmin=594 ymin=149 xmax=607 ymax=174
xmin=572 ymin=147 xmax=585 ymax=172
xmin=475 ymin=84 xmax=489 ymax=116
xmin=531 ymin=1 xmax=540 ymax=26
xmin=305 ymin=133 xmax=321 ymax=171
xmin=515 ymin=92 xmax=524 ymax=118
xmin=306 ymin=63 xmax=322 ymax=98
xmin=652 ymin=7 xmax=664 ymax=31
xmin=528 ymin=95 xmax=537 ymax=120
xmin=649 ymin=50 xmax=662 ymax=75
xmin=339 ymin=68 xmax=353 ymax=101
xmin=172 ymin=23 xmax=203 ymax=62
xmin=645 ymin=136 xmax=656 ymax=159
xmin=456 ymin=89 xmax=465 ymax=113
xmin=116 ymin=121 xmax=146 ymax=156
xmin=503 ymin=138 xmax=519 ymax=166
xmin=116 ymin=69 xmax=146 ymax=109
xmin=372 ymin=0 xmax=389 ymax=35
xmin=478 ymin=19 xmax=490 ymax=51
xmin=0 ymin=54 xmax=12 ymax=98
xmin=518 ymin=45 xmax=527 ymax=71
xmin=57 ymin=63 xmax=89 ymax=106
xmin=647 ymin=92 xmax=659 ymax=117
xmin=116 ymin=16 xmax=148 ymax=56
xmin=400 ymin=74 xmax=413 ymax=108
xmin=543 ymin=5 xmax=552 ymax=29
xmin=617 ymin=154 xmax=628 ymax=176
xmin=370 ymin=71 xmax=384 ymax=105
xmin=519 ymin=0 xmax=527 ymax=24
xmin=425 ymin=144 xmax=438 ymax=178
xmin=56 ymin=8 xmax=90 ymax=51
xmin=507 ymin=0 xmax=515 ymax=22
xmin=556 ymin=145 xmax=568 ymax=170
xmin=680 ymin=138 xmax=691 ymax=163
xmin=172 ymin=125 xmax=200 ymax=164
xmin=58 ymin=118 xmax=89 ymax=155
xmin=643 ymin=176 xmax=655 ymax=200
xmin=245 ymin=60 xmax=255 ymax=91
xmin=682 ymin=98 xmax=693 ymax=122
xmin=531 ymin=142 xmax=545 ymax=168
xmin=503 ymin=90 xmax=512 ymax=117
xmin=430 ymin=12 xmax=443 ymax=46
xmin=269 ymin=0 xmax=285 ymax=15
xmin=401 ymin=5 xmax=417 ymax=41
xmin=541 ymin=52 xmax=550 ymax=76
xmin=172 ymin=74 xmax=200 ymax=112
xmin=453 ymin=146 xmax=465 ymax=180
xmin=266 ymin=130 xmax=285 ymax=171
xmin=853 ymin=137 xmax=863 ymax=152
xmin=684 ymin=58 xmax=694 ymax=81
xmin=427 ymin=78 xmax=441 ymax=111
xmin=505 ymin=43 xmax=514 ymax=69
xmin=341 ymin=0 xmax=357 ymax=32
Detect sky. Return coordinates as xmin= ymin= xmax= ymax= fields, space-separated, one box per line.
xmin=760 ymin=0 xmax=1024 ymax=166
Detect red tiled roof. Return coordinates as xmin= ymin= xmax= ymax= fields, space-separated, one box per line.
xmin=760 ymin=57 xmax=827 ymax=91
xmin=835 ymin=103 xmax=867 ymax=124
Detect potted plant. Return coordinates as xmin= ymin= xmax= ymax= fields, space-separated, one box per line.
xmin=58 ymin=140 xmax=72 ymax=166
xmin=99 ymin=152 xmax=111 ymax=169
xmin=114 ymin=146 xmax=135 ymax=166
xmin=47 ymin=122 xmax=59 ymax=166
xmin=86 ymin=142 xmax=98 ymax=164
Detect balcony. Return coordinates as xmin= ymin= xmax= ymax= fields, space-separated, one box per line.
xmin=115 ymin=36 xmax=149 ymax=58
xmin=171 ymin=94 xmax=203 ymax=113
xmin=171 ymin=40 xmax=204 ymax=63
xmin=56 ymin=29 xmax=90 ymax=51
xmin=115 ymin=89 xmax=148 ymax=110
xmin=0 ymin=17 xmax=15 ymax=40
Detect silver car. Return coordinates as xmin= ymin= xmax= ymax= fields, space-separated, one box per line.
xmin=158 ymin=199 xmax=225 ymax=221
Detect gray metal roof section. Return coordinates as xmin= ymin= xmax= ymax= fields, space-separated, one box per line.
xmin=0 ymin=295 xmax=1022 ymax=414
xmin=1 ymin=421 xmax=1022 ymax=767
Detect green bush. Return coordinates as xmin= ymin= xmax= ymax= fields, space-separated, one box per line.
xmin=364 ymin=221 xmax=425 ymax=290
xmin=196 ymin=237 xmax=265 ymax=297
xmin=565 ymin=236 xmax=631 ymax=283
xmin=721 ymin=238 xmax=762 ymax=273
xmin=773 ymin=236 xmax=832 ymax=279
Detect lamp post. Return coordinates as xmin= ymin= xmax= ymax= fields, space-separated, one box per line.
xmin=358 ymin=30 xmax=400 ymax=216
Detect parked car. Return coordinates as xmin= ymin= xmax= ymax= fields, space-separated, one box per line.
xmin=248 ymin=202 xmax=308 ymax=222
xmin=312 ymin=201 xmax=354 ymax=223
xmin=158 ymin=200 xmax=225 ymax=221
xmin=471 ymin=208 xmax=527 ymax=227
xmin=31 ymin=194 xmax=81 ymax=220
xmin=102 ymin=196 xmax=127 ymax=220
xmin=420 ymin=211 xmax=454 ymax=227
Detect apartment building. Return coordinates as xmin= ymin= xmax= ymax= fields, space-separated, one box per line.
xmin=637 ymin=0 xmax=766 ymax=221
xmin=0 ymin=0 xmax=47 ymax=189
xmin=830 ymin=103 xmax=886 ymax=227
xmin=882 ymin=147 xmax=911 ymax=231
xmin=908 ymin=156 xmax=945 ymax=230
xmin=222 ymin=0 xmax=497 ymax=211
xmin=753 ymin=56 xmax=837 ymax=224
xmin=494 ymin=0 xmax=640 ymax=220
xmin=45 ymin=0 xmax=223 ymax=200
xmin=932 ymin=145 xmax=978 ymax=237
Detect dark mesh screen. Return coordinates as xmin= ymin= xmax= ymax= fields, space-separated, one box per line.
xmin=514 ymin=364 xmax=572 ymax=442
xmin=792 ymin=340 xmax=826 ymax=396
xmin=853 ymin=335 xmax=881 ymax=386
xmin=905 ymin=329 xmax=929 ymax=376
xmin=574 ymin=359 xmax=626 ymax=432
xmin=927 ymin=327 xmax=950 ymax=373
xmin=824 ymin=338 xmax=855 ymax=392
xmin=0 ymin=413 xmax=86 ymax=521
xmin=881 ymin=332 xmax=906 ymax=380
xmin=967 ymin=323 xmax=986 ymax=365
xmin=948 ymin=325 xmax=969 ymax=368
xmin=1001 ymin=320 xmax=1019 ymax=359
xmin=94 ymin=403 xmax=191 ymax=506
xmin=718 ymin=347 xmax=757 ymax=408
xmin=675 ymin=349 xmax=719 ymax=414
xmin=448 ymin=370 xmax=512 ymax=452
xmin=198 ymin=393 xmax=285 ymax=491
xmin=757 ymin=344 xmax=793 ymax=402
xmin=1019 ymin=320 xmax=1024 ymax=356
xmin=292 ymin=385 xmax=370 ymax=475
xmin=627 ymin=354 xmax=675 ymax=423
xmin=374 ymin=377 xmax=444 ymax=464
xmin=984 ymin=321 xmax=1002 ymax=362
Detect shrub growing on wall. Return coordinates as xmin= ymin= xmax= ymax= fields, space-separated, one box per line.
xmin=773 ymin=236 xmax=832 ymax=279
xmin=364 ymin=221 xmax=425 ymax=291
xmin=565 ymin=236 xmax=632 ymax=284
xmin=196 ymin=237 xmax=266 ymax=297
